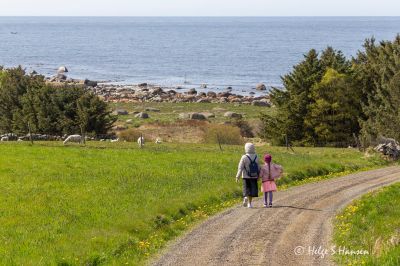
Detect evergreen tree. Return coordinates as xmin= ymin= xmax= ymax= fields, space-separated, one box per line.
xmin=261 ymin=49 xmax=322 ymax=145
xmin=76 ymin=92 xmax=116 ymax=135
xmin=305 ymin=68 xmax=361 ymax=146
xmin=0 ymin=67 xmax=116 ymax=136
xmin=357 ymin=35 xmax=400 ymax=142
xmin=261 ymin=47 xmax=352 ymax=145
xmin=0 ymin=67 xmax=29 ymax=133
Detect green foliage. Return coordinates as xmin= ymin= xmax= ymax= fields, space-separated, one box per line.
xmin=261 ymin=47 xmax=353 ymax=146
xmin=0 ymin=67 xmax=116 ymax=135
xmin=305 ymin=68 xmax=362 ymax=145
xmin=0 ymin=66 xmax=41 ymax=133
xmin=261 ymin=36 xmax=400 ymax=147
xmin=356 ymin=36 xmax=400 ymax=144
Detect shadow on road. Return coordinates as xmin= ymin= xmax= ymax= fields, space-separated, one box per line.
xmin=268 ymin=205 xmax=323 ymax=211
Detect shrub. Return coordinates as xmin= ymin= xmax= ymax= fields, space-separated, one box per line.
xmin=203 ymin=124 xmax=243 ymax=145
xmin=232 ymin=119 xmax=254 ymax=138
xmin=117 ymin=128 xmax=143 ymax=142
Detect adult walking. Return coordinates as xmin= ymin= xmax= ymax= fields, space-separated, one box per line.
xmin=235 ymin=143 xmax=260 ymax=208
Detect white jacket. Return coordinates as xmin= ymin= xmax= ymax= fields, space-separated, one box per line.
xmin=236 ymin=143 xmax=261 ymax=179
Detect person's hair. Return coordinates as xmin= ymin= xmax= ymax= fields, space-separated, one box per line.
xmin=264 ymin=154 xmax=272 ymax=179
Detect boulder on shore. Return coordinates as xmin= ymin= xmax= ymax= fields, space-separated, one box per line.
xmin=207 ymin=91 xmax=217 ymax=98
xmin=256 ymin=83 xmax=267 ymax=91
xmin=57 ymin=66 xmax=68 ymax=74
xmin=84 ymin=79 xmax=98 ymax=87
xmin=135 ymin=112 xmax=150 ymax=119
xmin=197 ymin=99 xmax=210 ymax=103
xmin=189 ymin=113 xmax=206 ymax=120
xmin=187 ymin=88 xmax=197 ymax=95
xmin=224 ymin=111 xmax=242 ymax=119
xmin=201 ymin=112 xmax=215 ymax=119
xmin=179 ymin=112 xmax=206 ymax=120
xmin=179 ymin=113 xmax=190 ymax=119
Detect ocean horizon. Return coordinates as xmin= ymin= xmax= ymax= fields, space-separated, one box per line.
xmin=1 ymin=16 xmax=399 ymax=93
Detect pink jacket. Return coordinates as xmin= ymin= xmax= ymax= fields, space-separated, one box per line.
xmin=259 ymin=163 xmax=283 ymax=181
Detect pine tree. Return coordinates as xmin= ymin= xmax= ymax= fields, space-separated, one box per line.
xmin=305 ymin=68 xmax=361 ymax=146
xmin=261 ymin=47 xmax=353 ymax=145
xmin=0 ymin=67 xmax=116 ymax=136
xmin=357 ymin=35 xmax=400 ymax=142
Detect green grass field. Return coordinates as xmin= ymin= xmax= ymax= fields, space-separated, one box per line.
xmin=110 ymin=102 xmax=271 ymax=127
xmin=0 ymin=142 xmax=387 ymax=265
xmin=333 ymin=183 xmax=400 ymax=266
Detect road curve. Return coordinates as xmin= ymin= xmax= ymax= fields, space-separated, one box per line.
xmin=152 ymin=166 xmax=400 ymax=266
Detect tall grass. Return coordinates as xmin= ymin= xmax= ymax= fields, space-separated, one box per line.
xmin=333 ymin=183 xmax=400 ymax=266
xmin=0 ymin=142 xmax=386 ymax=265
xmin=203 ymin=124 xmax=243 ymax=145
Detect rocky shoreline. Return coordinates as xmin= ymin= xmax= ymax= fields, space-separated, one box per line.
xmin=92 ymin=83 xmax=271 ymax=106
xmin=45 ymin=66 xmax=272 ymax=106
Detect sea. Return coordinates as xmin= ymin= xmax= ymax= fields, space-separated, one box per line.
xmin=0 ymin=17 xmax=399 ymax=94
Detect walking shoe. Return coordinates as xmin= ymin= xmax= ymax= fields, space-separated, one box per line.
xmin=243 ymin=197 xmax=248 ymax=207
xmin=269 ymin=203 xmax=273 ymax=208
xmin=247 ymin=202 xmax=253 ymax=208
xmin=263 ymin=203 xmax=268 ymax=208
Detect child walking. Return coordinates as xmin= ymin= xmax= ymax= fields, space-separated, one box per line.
xmin=259 ymin=154 xmax=283 ymax=208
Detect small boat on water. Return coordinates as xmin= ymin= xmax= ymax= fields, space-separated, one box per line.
xmin=10 ymin=32 xmax=18 ymax=34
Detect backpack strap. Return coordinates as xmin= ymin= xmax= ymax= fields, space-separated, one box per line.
xmin=246 ymin=155 xmax=257 ymax=163
xmin=245 ymin=155 xmax=251 ymax=162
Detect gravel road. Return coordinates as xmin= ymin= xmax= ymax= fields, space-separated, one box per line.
xmin=152 ymin=166 xmax=400 ymax=266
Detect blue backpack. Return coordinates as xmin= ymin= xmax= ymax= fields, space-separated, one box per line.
xmin=245 ymin=155 xmax=259 ymax=177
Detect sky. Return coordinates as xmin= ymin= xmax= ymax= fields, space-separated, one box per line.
xmin=1 ymin=0 xmax=400 ymax=16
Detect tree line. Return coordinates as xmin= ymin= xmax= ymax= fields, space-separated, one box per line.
xmin=0 ymin=67 xmax=116 ymax=136
xmin=261 ymin=35 xmax=400 ymax=147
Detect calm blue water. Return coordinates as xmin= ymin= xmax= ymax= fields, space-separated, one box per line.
xmin=0 ymin=17 xmax=399 ymax=91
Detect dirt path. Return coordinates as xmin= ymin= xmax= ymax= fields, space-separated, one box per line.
xmin=152 ymin=166 xmax=400 ymax=266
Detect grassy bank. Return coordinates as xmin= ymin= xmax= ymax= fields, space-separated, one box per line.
xmin=0 ymin=142 xmax=386 ymax=265
xmin=110 ymin=102 xmax=271 ymax=127
xmin=333 ymin=182 xmax=400 ymax=266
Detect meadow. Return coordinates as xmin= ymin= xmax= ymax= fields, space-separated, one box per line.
xmin=110 ymin=102 xmax=270 ymax=127
xmin=0 ymin=142 xmax=387 ymax=265
xmin=334 ymin=183 xmax=400 ymax=266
